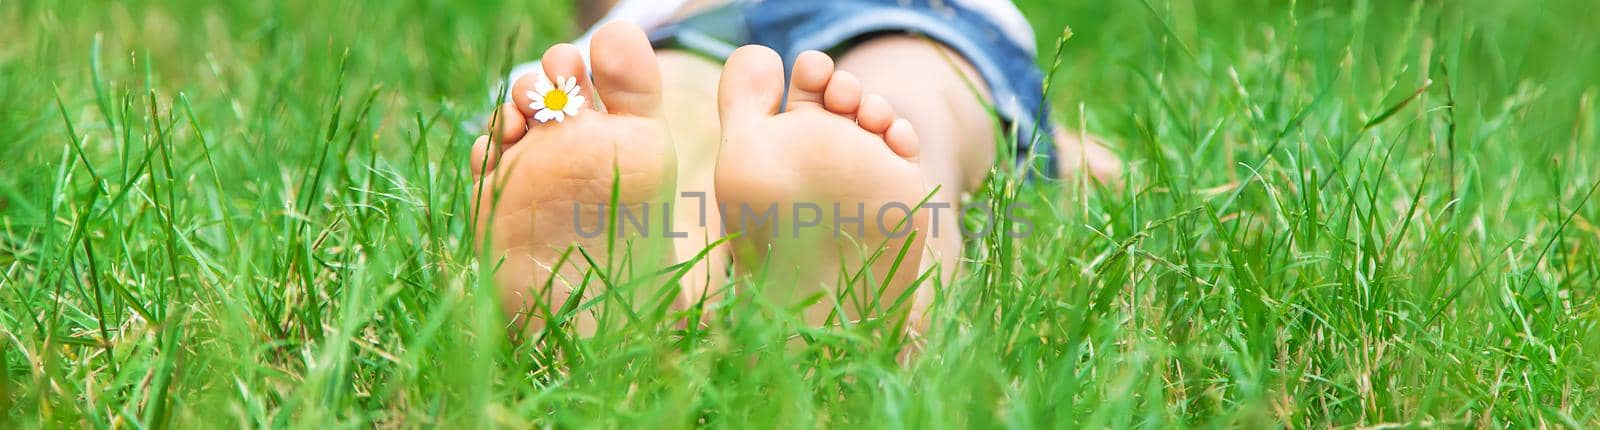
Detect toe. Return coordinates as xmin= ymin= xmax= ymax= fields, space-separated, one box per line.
xmin=470 ymin=135 xmax=500 ymax=177
xmin=512 ymin=45 xmax=597 ymax=119
xmin=822 ymin=70 xmax=863 ymax=116
xmin=542 ymin=44 xmax=598 ymax=111
xmin=856 ymin=94 xmax=896 ymax=134
xmin=591 ymin=21 xmax=664 ymax=116
xmin=884 ymin=118 xmax=920 ymax=160
xmin=490 ymin=102 xmax=527 ymax=144
xmin=786 ymin=50 xmax=834 ymax=110
xmin=510 ymin=69 xmax=549 ymax=119
xmin=511 ymin=44 xmax=598 ymax=123
xmin=718 ymin=45 xmax=786 ymax=124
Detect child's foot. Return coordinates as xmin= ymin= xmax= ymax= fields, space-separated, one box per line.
xmin=472 ymin=22 xmax=676 ymax=334
xmin=714 ymin=47 xmax=930 ymax=325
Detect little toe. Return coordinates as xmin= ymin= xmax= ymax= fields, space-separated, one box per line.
xmin=884 ymin=118 xmax=920 ymax=160
xmin=718 ymin=45 xmax=786 ymax=124
xmin=856 ymin=94 xmax=896 ymax=134
xmin=822 ymin=70 xmax=863 ymax=116
xmin=591 ymin=21 xmax=664 ymax=116
xmin=786 ymin=50 xmax=835 ymax=110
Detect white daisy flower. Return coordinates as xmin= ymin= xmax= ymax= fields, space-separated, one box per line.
xmin=527 ymin=75 xmax=586 ymax=123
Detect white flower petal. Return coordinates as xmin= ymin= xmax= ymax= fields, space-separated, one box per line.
xmin=563 ymin=76 xmax=577 ymax=90
xmin=529 ymin=99 xmax=546 ymax=110
xmin=565 ymin=97 xmax=585 ymax=116
xmin=534 ymin=79 xmax=555 ymax=94
xmin=550 ymin=110 xmax=566 ymax=123
xmin=525 ymin=90 xmax=539 ymax=102
xmin=533 ymin=109 xmax=557 ymax=123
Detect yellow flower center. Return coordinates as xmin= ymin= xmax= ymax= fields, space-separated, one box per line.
xmin=543 ymin=90 xmax=568 ymax=111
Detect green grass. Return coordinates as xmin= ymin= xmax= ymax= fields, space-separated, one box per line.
xmin=4 ymin=0 xmax=1600 ymax=427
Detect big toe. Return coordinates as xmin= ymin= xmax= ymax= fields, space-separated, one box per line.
xmin=591 ymin=21 xmax=663 ymax=116
xmin=718 ymin=45 xmax=785 ymax=125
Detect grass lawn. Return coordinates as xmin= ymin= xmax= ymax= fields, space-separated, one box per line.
xmin=4 ymin=0 xmax=1599 ymax=427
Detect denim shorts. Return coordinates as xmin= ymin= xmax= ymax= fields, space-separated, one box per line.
xmin=649 ymin=0 xmax=1060 ymax=177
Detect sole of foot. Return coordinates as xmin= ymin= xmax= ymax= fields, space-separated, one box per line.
xmin=472 ymin=22 xmax=677 ymax=335
xmin=714 ymin=47 xmax=930 ymax=327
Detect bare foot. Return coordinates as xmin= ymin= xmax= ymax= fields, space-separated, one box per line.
xmin=472 ymin=22 xmax=676 ymax=334
xmin=714 ymin=47 xmax=930 ymax=326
